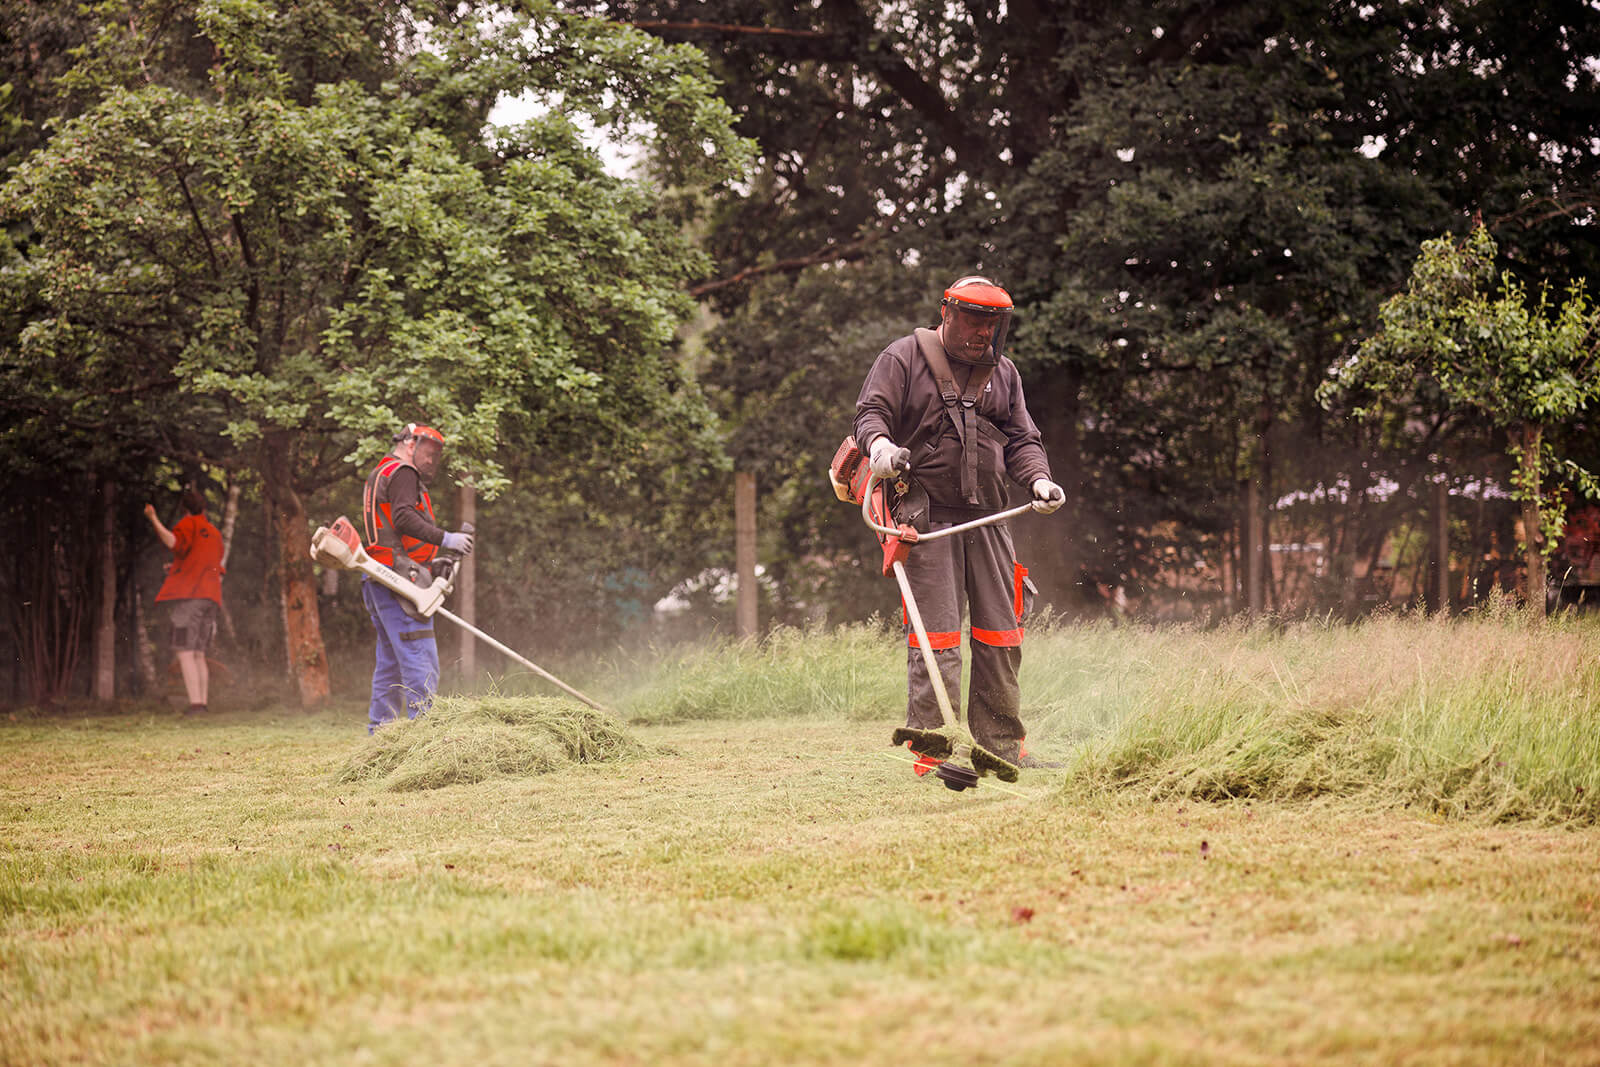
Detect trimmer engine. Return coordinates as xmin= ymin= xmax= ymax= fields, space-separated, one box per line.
xmin=828 ymin=435 xmax=871 ymax=505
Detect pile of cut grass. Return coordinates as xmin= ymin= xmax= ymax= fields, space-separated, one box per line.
xmin=337 ymin=693 xmax=652 ymax=791
xmin=1064 ymin=610 xmax=1600 ymax=825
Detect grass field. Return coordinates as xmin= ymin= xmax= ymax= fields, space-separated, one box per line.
xmin=3 ymin=613 xmax=1598 ymax=1065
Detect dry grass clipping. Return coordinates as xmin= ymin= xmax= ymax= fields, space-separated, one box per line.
xmin=338 ymin=694 xmax=652 ymax=791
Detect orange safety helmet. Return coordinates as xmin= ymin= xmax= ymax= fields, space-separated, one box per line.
xmin=940 ymin=276 xmax=1013 ymax=365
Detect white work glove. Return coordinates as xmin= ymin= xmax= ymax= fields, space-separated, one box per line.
xmin=1031 ymin=478 xmax=1065 ymax=514
xmin=869 ymin=437 xmax=911 ymax=478
xmin=440 ymin=529 xmax=474 ymax=555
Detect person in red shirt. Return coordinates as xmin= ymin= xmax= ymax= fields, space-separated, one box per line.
xmin=144 ymin=487 xmax=225 ymax=714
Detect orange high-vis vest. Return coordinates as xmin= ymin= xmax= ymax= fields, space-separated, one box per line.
xmin=362 ymin=456 xmax=438 ymax=568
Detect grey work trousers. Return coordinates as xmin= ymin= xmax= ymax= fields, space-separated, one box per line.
xmin=899 ymin=519 xmax=1032 ymax=761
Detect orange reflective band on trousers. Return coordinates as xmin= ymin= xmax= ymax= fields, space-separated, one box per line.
xmin=972 ymin=626 xmax=1024 ymax=647
xmin=907 ymin=629 xmax=962 ymax=650
xmin=968 ymin=560 xmax=1028 ymax=646
xmin=902 ymin=601 xmax=962 ymax=649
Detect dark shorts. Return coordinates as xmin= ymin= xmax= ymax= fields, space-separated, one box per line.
xmin=169 ymin=599 xmax=218 ymax=652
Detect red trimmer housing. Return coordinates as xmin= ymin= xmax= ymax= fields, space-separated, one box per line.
xmin=831 ymin=435 xmax=919 ymax=575
xmin=829 ymin=436 xmax=872 ymax=505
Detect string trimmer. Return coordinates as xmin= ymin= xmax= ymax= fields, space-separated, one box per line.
xmin=309 ymin=517 xmax=610 ymax=713
xmin=831 ymin=437 xmax=1052 ymax=792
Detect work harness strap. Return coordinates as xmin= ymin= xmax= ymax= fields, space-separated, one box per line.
xmin=914 ymin=327 xmax=995 ymax=505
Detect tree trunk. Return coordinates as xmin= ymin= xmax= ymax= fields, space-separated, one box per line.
xmin=735 ymin=470 xmax=758 ymax=638
xmin=1245 ymin=475 xmax=1264 ymax=616
xmin=457 ymin=482 xmax=477 ymax=682
xmin=1519 ymin=422 xmax=1547 ymax=622
xmin=133 ymin=581 xmax=158 ymax=692
xmin=93 ymin=477 xmax=117 ymax=701
xmin=1219 ymin=526 xmax=1236 ymax=616
xmin=219 ymin=477 xmax=242 ymax=567
xmin=217 ymin=476 xmax=242 ymax=642
xmin=263 ymin=444 xmax=330 ymax=705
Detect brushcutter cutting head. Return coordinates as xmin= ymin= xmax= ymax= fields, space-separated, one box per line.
xmin=934 ymin=761 xmax=980 ymax=791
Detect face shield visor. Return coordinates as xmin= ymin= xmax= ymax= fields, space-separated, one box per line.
xmin=412 ymin=438 xmax=443 ymax=481
xmin=403 ymin=423 xmax=446 ymax=482
xmin=940 ymin=278 xmax=1013 ymax=365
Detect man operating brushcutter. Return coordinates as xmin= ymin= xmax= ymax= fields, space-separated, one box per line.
xmin=853 ymin=276 xmax=1065 ymax=776
xmin=360 ymin=422 xmax=474 ymax=733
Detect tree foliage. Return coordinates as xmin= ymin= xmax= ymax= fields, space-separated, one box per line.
xmin=605 ymin=0 xmax=1600 ymax=622
xmin=1 ymin=0 xmax=749 ymax=701
xmin=1326 ymin=223 xmax=1600 ymax=616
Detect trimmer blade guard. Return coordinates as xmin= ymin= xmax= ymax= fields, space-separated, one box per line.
xmin=969 ymin=744 xmax=1021 ymax=784
xmin=891 ymin=726 xmax=954 ymax=759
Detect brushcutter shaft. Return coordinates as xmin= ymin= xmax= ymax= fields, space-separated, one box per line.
xmin=434 ymin=607 xmax=611 ymax=714
xmin=890 ymin=559 xmax=959 ymax=732
xmin=311 ymin=517 xmax=611 ymax=714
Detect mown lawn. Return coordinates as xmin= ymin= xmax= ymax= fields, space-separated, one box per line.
xmin=3 ymin=617 xmax=1598 ymax=1065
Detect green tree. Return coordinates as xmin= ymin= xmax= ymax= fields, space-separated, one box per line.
xmin=609 ymin=0 xmax=1600 ymax=622
xmin=1325 ymin=223 xmax=1600 ymax=619
xmin=2 ymin=0 xmax=748 ymax=702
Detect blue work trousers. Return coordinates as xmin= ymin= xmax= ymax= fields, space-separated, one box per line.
xmin=361 ymin=578 xmax=439 ymax=733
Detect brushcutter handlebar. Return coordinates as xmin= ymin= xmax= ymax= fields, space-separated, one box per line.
xmin=858 ymin=470 xmax=1045 ymax=543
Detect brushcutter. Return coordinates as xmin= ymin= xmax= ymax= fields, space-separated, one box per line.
xmin=309 ymin=517 xmax=611 ymax=713
xmin=831 ymin=436 xmax=1051 ymax=792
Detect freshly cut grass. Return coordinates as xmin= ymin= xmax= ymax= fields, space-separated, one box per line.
xmin=337 ymin=694 xmax=651 ymax=791
xmin=1057 ymin=612 xmax=1600 ymax=825
xmin=3 ymin=618 xmax=1600 ymax=1066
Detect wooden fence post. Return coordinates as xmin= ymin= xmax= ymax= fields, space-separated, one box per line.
xmin=735 ymin=471 xmax=757 ymax=639
xmin=458 ymin=483 xmax=477 ymax=683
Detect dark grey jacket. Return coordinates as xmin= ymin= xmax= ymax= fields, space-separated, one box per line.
xmin=853 ymin=331 xmax=1051 ymax=513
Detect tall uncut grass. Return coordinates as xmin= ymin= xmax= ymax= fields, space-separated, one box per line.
xmin=616 ymin=609 xmax=1600 ymax=826
xmin=615 ymin=621 xmax=906 ymax=723
xmin=1020 ymin=608 xmax=1600 ymax=825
